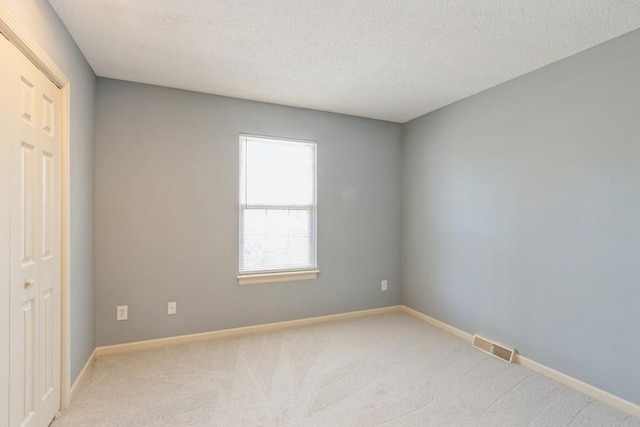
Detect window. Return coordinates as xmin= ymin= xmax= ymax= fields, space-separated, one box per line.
xmin=238 ymin=134 xmax=318 ymax=284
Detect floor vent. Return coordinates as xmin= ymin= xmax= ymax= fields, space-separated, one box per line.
xmin=472 ymin=335 xmax=516 ymax=363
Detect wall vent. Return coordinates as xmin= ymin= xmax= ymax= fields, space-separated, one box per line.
xmin=472 ymin=335 xmax=516 ymax=363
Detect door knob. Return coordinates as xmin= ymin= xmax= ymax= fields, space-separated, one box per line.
xmin=23 ymin=279 xmax=35 ymax=289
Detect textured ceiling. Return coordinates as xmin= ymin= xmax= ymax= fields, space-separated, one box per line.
xmin=49 ymin=0 xmax=640 ymax=123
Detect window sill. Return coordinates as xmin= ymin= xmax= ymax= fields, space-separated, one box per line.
xmin=237 ymin=270 xmax=319 ymax=285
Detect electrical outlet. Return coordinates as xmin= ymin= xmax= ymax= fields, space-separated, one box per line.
xmin=168 ymin=301 xmax=177 ymax=315
xmin=117 ymin=305 xmax=128 ymax=321
xmin=381 ymin=280 xmax=388 ymax=291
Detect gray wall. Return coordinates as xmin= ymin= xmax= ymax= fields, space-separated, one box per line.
xmin=402 ymin=29 xmax=640 ymax=405
xmin=94 ymin=78 xmax=402 ymax=346
xmin=0 ymin=0 xmax=96 ymax=383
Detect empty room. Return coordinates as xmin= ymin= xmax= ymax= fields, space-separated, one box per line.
xmin=1 ymin=0 xmax=639 ymax=425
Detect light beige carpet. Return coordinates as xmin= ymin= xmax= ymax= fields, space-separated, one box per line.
xmin=53 ymin=312 xmax=640 ymax=426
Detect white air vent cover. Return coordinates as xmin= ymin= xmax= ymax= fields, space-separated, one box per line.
xmin=472 ymin=335 xmax=516 ymax=363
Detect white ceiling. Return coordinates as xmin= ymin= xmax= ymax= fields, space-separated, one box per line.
xmin=49 ymin=1 xmax=640 ymax=123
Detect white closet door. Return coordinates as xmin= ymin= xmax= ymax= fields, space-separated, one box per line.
xmin=2 ymin=33 xmax=61 ymax=427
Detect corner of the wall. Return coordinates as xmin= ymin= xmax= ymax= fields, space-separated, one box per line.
xmin=68 ymin=348 xmax=97 ymax=404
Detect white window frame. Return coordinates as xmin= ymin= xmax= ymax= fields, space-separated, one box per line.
xmin=237 ymin=134 xmax=319 ymax=285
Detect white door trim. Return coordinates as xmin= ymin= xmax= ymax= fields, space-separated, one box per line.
xmin=0 ymin=5 xmax=73 ymax=411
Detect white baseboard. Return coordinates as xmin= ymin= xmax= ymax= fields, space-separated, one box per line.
xmin=517 ymin=354 xmax=640 ymax=418
xmin=400 ymin=305 xmax=640 ymax=418
xmin=96 ymin=305 xmax=403 ymax=356
xmin=400 ymin=305 xmax=473 ymax=342
xmin=69 ymin=348 xmax=97 ymax=401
